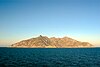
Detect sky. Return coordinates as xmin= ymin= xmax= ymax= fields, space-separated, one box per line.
xmin=0 ymin=0 xmax=100 ymax=47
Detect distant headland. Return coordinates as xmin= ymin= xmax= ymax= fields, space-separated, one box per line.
xmin=11 ymin=35 xmax=93 ymax=48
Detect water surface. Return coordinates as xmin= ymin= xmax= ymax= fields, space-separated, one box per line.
xmin=0 ymin=47 xmax=100 ymax=67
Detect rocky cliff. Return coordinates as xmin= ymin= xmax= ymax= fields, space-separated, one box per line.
xmin=11 ymin=35 xmax=93 ymax=48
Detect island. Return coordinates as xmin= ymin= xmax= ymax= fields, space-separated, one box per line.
xmin=11 ymin=35 xmax=93 ymax=48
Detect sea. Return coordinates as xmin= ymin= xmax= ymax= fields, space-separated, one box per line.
xmin=0 ymin=47 xmax=100 ymax=67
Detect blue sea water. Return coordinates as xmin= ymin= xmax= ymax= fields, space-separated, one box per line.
xmin=0 ymin=48 xmax=100 ymax=67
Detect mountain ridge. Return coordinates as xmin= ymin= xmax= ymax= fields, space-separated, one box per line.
xmin=11 ymin=35 xmax=93 ymax=48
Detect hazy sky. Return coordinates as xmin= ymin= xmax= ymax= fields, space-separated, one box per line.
xmin=0 ymin=0 xmax=100 ymax=47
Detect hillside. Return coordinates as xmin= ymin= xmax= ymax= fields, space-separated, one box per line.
xmin=11 ymin=35 xmax=93 ymax=48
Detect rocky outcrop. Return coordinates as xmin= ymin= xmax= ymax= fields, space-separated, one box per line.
xmin=11 ymin=35 xmax=93 ymax=48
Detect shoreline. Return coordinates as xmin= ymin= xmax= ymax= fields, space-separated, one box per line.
xmin=1 ymin=46 xmax=97 ymax=49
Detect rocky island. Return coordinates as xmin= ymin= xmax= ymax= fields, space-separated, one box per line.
xmin=11 ymin=35 xmax=93 ymax=48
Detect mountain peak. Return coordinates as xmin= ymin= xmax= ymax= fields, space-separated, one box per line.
xmin=39 ymin=35 xmax=42 ymax=37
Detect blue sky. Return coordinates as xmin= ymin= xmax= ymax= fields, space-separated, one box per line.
xmin=0 ymin=0 xmax=100 ymax=47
